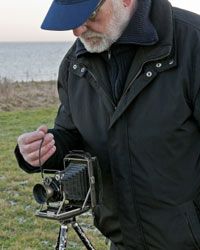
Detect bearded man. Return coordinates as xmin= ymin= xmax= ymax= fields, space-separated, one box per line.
xmin=15 ymin=0 xmax=200 ymax=249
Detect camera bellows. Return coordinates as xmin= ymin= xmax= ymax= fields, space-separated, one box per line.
xmin=61 ymin=163 xmax=89 ymax=201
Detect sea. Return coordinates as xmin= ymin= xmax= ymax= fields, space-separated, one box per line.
xmin=0 ymin=42 xmax=73 ymax=82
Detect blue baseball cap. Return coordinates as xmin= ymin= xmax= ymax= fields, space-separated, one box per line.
xmin=41 ymin=0 xmax=100 ymax=31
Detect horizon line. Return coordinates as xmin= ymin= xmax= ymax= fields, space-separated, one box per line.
xmin=0 ymin=40 xmax=75 ymax=43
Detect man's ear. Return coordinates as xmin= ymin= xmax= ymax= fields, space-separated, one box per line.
xmin=122 ymin=0 xmax=132 ymax=7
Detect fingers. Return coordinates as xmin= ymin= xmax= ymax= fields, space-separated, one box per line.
xmin=19 ymin=133 xmax=54 ymax=154
xmin=17 ymin=125 xmax=56 ymax=167
xmin=37 ymin=124 xmax=48 ymax=134
xmin=18 ymin=130 xmax=45 ymax=145
xmin=18 ymin=125 xmax=48 ymax=145
xmin=25 ymin=143 xmax=56 ymax=167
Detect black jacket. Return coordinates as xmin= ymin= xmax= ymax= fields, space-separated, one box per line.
xmin=15 ymin=0 xmax=200 ymax=249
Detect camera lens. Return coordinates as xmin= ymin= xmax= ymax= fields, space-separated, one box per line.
xmin=33 ymin=184 xmax=51 ymax=204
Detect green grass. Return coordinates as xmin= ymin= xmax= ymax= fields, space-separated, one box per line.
xmin=0 ymin=108 xmax=106 ymax=250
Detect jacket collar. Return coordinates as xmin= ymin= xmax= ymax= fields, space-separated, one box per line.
xmin=117 ymin=0 xmax=158 ymax=45
xmin=139 ymin=0 xmax=174 ymax=62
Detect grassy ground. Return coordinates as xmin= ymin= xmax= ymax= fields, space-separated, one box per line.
xmin=0 ymin=83 xmax=107 ymax=249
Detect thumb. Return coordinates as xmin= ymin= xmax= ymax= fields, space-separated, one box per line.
xmin=37 ymin=124 xmax=48 ymax=134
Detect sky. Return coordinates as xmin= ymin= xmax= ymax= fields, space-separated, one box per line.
xmin=1 ymin=0 xmax=200 ymax=42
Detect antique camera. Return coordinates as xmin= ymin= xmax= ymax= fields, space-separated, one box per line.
xmin=33 ymin=151 xmax=102 ymax=221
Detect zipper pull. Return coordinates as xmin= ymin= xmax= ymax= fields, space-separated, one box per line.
xmin=108 ymin=50 xmax=111 ymax=60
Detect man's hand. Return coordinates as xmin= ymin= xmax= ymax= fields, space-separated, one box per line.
xmin=17 ymin=125 xmax=56 ymax=167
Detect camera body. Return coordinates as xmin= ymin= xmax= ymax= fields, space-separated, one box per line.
xmin=33 ymin=151 xmax=101 ymax=221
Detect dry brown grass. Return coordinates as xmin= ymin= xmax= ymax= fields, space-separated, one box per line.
xmin=0 ymin=80 xmax=59 ymax=111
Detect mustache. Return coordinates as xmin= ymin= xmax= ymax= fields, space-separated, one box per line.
xmin=80 ymin=30 xmax=105 ymax=40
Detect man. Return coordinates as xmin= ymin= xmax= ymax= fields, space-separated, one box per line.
xmin=15 ymin=0 xmax=200 ymax=249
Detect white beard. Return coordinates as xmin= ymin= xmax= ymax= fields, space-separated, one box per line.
xmin=79 ymin=1 xmax=132 ymax=53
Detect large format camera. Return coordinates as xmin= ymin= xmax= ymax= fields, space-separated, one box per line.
xmin=33 ymin=151 xmax=102 ymax=250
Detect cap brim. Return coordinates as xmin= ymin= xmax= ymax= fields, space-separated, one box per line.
xmin=41 ymin=0 xmax=99 ymax=31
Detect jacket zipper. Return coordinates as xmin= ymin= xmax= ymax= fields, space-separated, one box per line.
xmin=86 ymin=67 xmax=117 ymax=110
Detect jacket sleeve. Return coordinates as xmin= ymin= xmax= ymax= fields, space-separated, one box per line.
xmin=15 ymin=51 xmax=84 ymax=173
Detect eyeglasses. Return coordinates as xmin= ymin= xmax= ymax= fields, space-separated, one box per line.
xmin=88 ymin=0 xmax=106 ymax=20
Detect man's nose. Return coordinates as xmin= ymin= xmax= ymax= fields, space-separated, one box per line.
xmin=73 ymin=24 xmax=87 ymax=37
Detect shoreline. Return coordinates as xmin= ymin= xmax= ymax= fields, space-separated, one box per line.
xmin=0 ymin=80 xmax=59 ymax=111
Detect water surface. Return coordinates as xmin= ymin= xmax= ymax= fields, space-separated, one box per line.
xmin=0 ymin=42 xmax=73 ymax=82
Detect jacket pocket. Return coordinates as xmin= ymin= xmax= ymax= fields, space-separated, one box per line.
xmin=179 ymin=200 xmax=200 ymax=250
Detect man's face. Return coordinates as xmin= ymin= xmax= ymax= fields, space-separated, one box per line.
xmin=73 ymin=0 xmax=135 ymax=53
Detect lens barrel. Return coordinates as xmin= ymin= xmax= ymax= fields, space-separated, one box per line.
xmin=33 ymin=176 xmax=62 ymax=204
xmin=33 ymin=183 xmax=53 ymax=204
